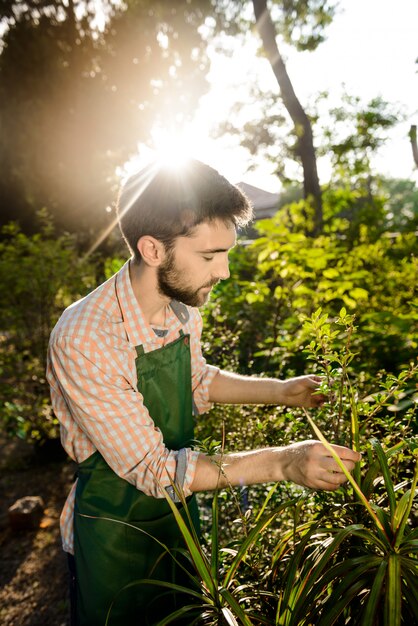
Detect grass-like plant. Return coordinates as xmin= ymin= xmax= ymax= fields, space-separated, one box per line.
xmin=268 ymin=308 xmax=418 ymax=625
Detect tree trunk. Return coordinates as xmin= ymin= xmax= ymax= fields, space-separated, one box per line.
xmin=252 ymin=0 xmax=323 ymax=235
xmin=409 ymin=125 xmax=418 ymax=169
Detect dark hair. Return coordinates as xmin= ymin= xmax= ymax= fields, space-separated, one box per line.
xmin=117 ymin=159 xmax=253 ymax=260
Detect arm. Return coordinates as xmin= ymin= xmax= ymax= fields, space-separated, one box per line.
xmin=208 ymin=369 xmax=325 ymax=408
xmin=47 ymin=335 xmax=199 ymax=498
xmin=190 ymin=320 xmax=357 ymax=491
xmin=188 ymin=310 xmax=321 ymax=411
xmin=191 ymin=441 xmax=361 ymax=492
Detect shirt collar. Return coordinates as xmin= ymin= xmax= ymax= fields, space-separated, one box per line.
xmin=115 ymin=260 xmax=183 ymax=348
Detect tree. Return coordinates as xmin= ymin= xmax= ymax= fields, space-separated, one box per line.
xmin=251 ymin=0 xmax=330 ymax=235
xmin=409 ymin=125 xmax=418 ymax=169
xmin=0 ymin=0 xmax=211 ymax=234
xmin=210 ymin=0 xmax=338 ymax=235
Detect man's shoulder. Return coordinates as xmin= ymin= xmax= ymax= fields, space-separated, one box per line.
xmin=51 ymin=273 xmax=121 ymax=343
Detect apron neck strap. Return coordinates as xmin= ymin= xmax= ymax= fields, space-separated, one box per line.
xmin=169 ymin=300 xmax=190 ymax=325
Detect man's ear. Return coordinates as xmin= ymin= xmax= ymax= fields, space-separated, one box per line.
xmin=136 ymin=236 xmax=165 ymax=267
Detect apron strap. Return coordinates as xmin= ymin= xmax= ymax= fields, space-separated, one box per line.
xmin=169 ymin=300 xmax=190 ymax=324
xmin=135 ymin=344 xmax=145 ymax=357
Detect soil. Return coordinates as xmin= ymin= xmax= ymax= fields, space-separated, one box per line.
xmin=0 ymin=435 xmax=76 ymax=626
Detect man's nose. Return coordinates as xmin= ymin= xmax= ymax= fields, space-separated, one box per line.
xmin=217 ymin=256 xmax=230 ymax=280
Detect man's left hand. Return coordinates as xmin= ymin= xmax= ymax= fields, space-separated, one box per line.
xmin=280 ymin=375 xmax=326 ymax=408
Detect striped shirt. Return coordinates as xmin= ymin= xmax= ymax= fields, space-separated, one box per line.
xmin=47 ymin=260 xmax=219 ymax=553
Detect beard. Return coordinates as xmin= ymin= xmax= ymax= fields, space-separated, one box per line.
xmin=157 ymin=250 xmax=217 ymax=307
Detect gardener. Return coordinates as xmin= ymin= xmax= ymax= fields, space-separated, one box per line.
xmin=47 ymin=159 xmax=360 ymax=626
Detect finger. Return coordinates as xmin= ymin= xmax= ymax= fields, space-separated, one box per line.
xmin=307 ymin=476 xmax=345 ymax=491
xmin=321 ymin=457 xmax=357 ymax=473
xmin=311 ymin=394 xmax=327 ymax=406
xmin=311 ymin=441 xmax=360 ymax=463
xmin=310 ymin=375 xmax=323 ymax=383
xmin=306 ymin=376 xmax=323 ymax=388
xmin=325 ymin=444 xmax=362 ymax=463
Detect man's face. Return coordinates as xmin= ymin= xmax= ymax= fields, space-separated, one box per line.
xmin=157 ymin=219 xmax=236 ymax=307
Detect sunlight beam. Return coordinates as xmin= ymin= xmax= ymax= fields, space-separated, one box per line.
xmin=81 ymin=161 xmax=158 ymax=261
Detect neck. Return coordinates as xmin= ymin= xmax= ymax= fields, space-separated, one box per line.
xmin=129 ymin=258 xmax=169 ymax=326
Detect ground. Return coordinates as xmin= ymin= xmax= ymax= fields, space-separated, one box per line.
xmin=0 ymin=436 xmax=75 ymax=626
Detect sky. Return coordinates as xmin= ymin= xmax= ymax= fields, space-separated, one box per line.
xmin=143 ymin=0 xmax=418 ymax=192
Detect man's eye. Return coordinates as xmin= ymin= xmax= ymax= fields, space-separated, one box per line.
xmin=202 ymin=256 xmax=214 ymax=261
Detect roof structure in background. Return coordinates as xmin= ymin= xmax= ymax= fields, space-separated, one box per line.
xmin=236 ymin=182 xmax=280 ymax=220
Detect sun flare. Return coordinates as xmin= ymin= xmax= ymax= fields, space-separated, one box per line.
xmin=151 ymin=127 xmax=196 ymax=171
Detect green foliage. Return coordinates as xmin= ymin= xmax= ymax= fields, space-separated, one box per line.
xmin=203 ymin=186 xmax=417 ymax=379
xmin=318 ymin=94 xmax=401 ymax=179
xmin=212 ymin=0 xmax=338 ymax=51
xmin=268 ymin=311 xmax=418 ymax=625
xmin=189 ymin=310 xmax=417 ymax=624
xmin=196 ymin=187 xmax=417 ymax=620
xmin=0 ymin=212 xmax=97 ymax=442
xmin=378 ymin=177 xmax=418 ymax=232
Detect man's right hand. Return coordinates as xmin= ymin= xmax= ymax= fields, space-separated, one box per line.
xmin=278 ymin=440 xmax=361 ymax=491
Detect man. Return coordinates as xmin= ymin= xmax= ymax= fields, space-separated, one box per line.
xmin=47 ymin=160 xmax=360 ymax=625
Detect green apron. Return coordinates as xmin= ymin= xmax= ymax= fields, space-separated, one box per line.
xmin=73 ymin=329 xmax=200 ymax=626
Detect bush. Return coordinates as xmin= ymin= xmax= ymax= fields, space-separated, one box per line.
xmin=0 ymin=212 xmax=98 ymax=443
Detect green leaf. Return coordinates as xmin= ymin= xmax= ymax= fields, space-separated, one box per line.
xmin=323 ymin=268 xmax=339 ymax=278
xmin=221 ymin=606 xmax=240 ymax=626
xmin=154 ymin=602 xmax=208 ymax=626
xmin=223 ymin=506 xmax=283 ymax=588
xmin=161 ymin=493 xmax=216 ymax=598
xmin=211 ymin=487 xmax=220 ymax=583
xmin=392 ymin=489 xmax=412 ymax=534
xmin=360 ymin=559 xmax=388 ymax=625
xmin=393 ymin=458 xmax=418 ymax=549
xmin=284 ymin=525 xmax=368 ymax=622
xmin=402 ymin=570 xmax=418 ymax=619
xmin=219 ymin=588 xmax=254 ymax=626
xmin=370 ymin=438 xmax=397 ymax=519
xmin=304 ymin=411 xmax=389 ymax=540
xmin=385 ymin=554 xmax=401 ymax=626
xmin=105 ymin=579 xmax=206 ymax=626
xmin=254 ymin=482 xmax=281 ymax=522
xmin=349 ymin=287 xmax=369 ymax=301
xmin=318 ymin=577 xmax=372 ymax=626
xmin=370 ymin=503 xmax=392 ymax=539
xmin=302 ymin=555 xmax=382 ymax=624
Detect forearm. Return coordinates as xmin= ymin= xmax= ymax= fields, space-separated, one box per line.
xmin=208 ymin=369 xmax=285 ymax=404
xmin=189 ymin=441 xmax=361 ymax=493
xmin=207 ymin=369 xmax=325 ymax=408
xmin=190 ymin=448 xmax=284 ymax=491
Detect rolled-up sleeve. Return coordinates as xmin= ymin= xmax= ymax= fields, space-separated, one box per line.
xmin=189 ymin=310 xmax=219 ymax=415
xmin=48 ymin=335 xmax=198 ymax=498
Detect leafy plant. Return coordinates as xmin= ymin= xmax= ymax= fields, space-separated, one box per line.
xmin=0 ymin=212 xmax=98 ymax=443
xmin=196 ymin=308 xmax=417 ymax=624
xmin=268 ymin=309 xmax=418 ymax=625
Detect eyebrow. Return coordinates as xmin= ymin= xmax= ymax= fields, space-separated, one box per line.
xmin=198 ymin=247 xmax=232 ymax=254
